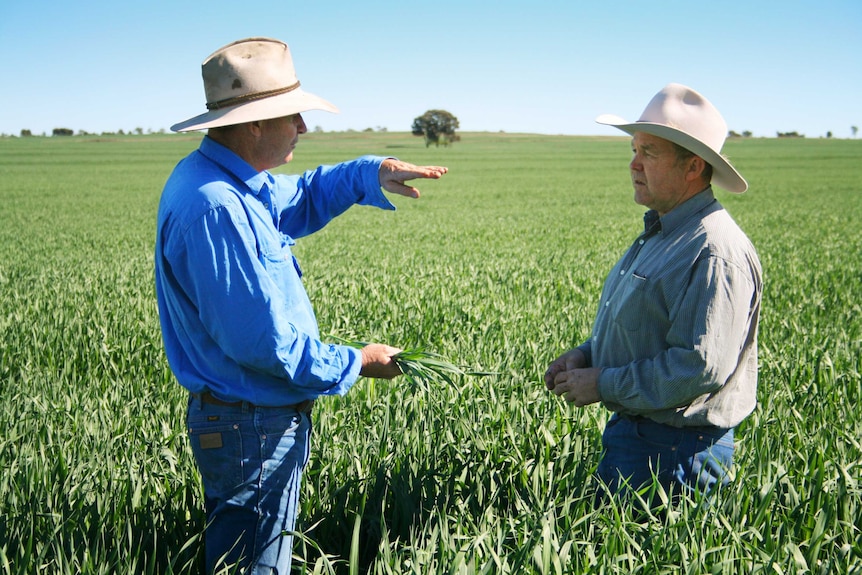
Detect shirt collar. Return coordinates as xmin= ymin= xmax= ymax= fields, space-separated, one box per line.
xmin=199 ymin=136 xmax=273 ymax=197
xmin=643 ymin=210 xmax=661 ymax=234
xmin=653 ymin=187 xmax=716 ymax=235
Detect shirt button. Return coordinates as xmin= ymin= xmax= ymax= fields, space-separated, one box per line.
xmin=639 ymin=239 xmax=645 ymax=245
xmin=605 ymin=301 xmax=610 ymax=307
xmin=620 ymin=269 xmax=625 ymax=275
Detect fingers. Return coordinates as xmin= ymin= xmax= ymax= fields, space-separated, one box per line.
xmin=544 ymin=362 xmax=563 ymax=388
xmin=401 ymin=165 xmax=448 ymax=179
xmin=544 ymin=348 xmax=582 ymax=388
xmin=551 ymin=378 xmax=583 ymax=406
xmin=379 ymin=159 xmax=448 ymax=198
xmin=548 ymin=367 xmax=602 ymax=407
xmin=553 ymin=371 xmax=570 ymax=389
xmin=388 ymin=162 xmax=448 ymax=180
xmin=386 ymin=182 xmax=421 ymax=199
xmin=550 ymin=378 xmax=576 ymax=403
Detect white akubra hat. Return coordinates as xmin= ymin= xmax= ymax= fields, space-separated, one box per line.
xmin=171 ymin=37 xmax=339 ymax=133
xmin=596 ymin=83 xmax=747 ymax=193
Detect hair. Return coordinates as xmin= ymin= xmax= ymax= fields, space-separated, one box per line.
xmin=206 ymin=124 xmax=240 ymax=139
xmin=671 ymin=142 xmax=713 ymax=182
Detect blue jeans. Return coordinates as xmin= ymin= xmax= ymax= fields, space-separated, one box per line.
xmin=187 ymin=395 xmax=312 ymax=574
xmin=597 ymin=414 xmax=734 ymax=501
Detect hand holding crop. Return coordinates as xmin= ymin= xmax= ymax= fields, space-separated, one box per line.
xmin=379 ymin=158 xmax=448 ymax=198
xmin=359 ymin=343 xmax=403 ymax=379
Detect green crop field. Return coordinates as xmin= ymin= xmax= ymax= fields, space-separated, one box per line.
xmin=0 ymin=132 xmax=860 ymax=574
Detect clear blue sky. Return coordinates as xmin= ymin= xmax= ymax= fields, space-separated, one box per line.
xmin=1 ymin=0 xmax=860 ymax=138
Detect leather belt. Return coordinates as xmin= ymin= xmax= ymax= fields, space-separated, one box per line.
xmin=618 ymin=412 xmax=723 ymax=432
xmin=194 ymin=391 xmax=315 ymax=413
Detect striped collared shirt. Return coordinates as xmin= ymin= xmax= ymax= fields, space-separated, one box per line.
xmin=579 ymin=188 xmax=762 ymax=428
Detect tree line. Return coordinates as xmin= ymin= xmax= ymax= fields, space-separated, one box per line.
xmin=7 ymin=118 xmax=860 ymax=140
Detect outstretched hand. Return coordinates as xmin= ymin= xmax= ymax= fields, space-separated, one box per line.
xmin=379 ymin=159 xmax=448 ymax=198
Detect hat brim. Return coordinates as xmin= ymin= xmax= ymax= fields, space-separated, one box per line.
xmin=596 ymin=114 xmax=748 ymax=194
xmin=171 ymin=88 xmax=339 ymax=132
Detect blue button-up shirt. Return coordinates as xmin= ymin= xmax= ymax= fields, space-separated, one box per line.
xmin=155 ymin=137 xmax=394 ymax=406
xmin=578 ymin=188 xmax=762 ymax=429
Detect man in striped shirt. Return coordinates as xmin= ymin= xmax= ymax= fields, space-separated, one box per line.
xmin=545 ymin=84 xmax=762 ymax=501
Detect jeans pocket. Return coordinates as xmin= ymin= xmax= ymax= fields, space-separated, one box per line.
xmin=188 ymin=421 xmax=244 ymax=497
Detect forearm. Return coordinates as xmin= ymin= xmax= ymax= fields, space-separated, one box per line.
xmin=276 ymin=155 xmax=395 ymax=237
xmin=597 ymin=349 xmax=720 ymax=412
xmin=598 ymin=256 xmax=757 ymax=413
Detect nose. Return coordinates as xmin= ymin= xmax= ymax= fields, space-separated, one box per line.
xmin=295 ymin=114 xmax=308 ymax=134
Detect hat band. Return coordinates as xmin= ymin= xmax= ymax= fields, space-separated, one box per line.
xmin=206 ymin=81 xmax=301 ymax=110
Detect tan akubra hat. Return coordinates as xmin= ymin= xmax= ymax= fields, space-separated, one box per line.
xmin=596 ymin=83 xmax=747 ymax=193
xmin=171 ymin=37 xmax=338 ymax=132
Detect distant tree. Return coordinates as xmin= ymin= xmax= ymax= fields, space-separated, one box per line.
xmin=20 ymin=129 xmax=32 ymax=137
xmin=52 ymin=128 xmax=74 ymax=136
xmin=742 ymin=130 xmax=753 ymax=138
xmin=313 ymin=125 xmax=324 ymax=133
xmin=412 ymin=109 xmax=460 ymax=147
xmin=852 ymin=126 xmax=858 ymax=138
xmin=826 ymin=131 xmax=833 ymax=138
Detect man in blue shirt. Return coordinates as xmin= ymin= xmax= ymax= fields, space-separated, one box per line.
xmin=155 ymin=37 xmax=448 ymax=574
xmin=544 ymin=84 xmax=762 ymax=503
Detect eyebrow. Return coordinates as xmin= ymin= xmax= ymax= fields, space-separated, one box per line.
xmin=631 ymin=139 xmax=657 ymax=152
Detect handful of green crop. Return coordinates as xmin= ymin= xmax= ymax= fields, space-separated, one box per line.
xmin=390 ymin=348 xmax=467 ymax=387
xmin=332 ymin=337 xmax=491 ymax=389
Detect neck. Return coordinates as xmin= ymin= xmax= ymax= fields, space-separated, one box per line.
xmin=659 ymin=182 xmax=710 ymax=216
xmin=208 ymin=127 xmax=261 ymax=170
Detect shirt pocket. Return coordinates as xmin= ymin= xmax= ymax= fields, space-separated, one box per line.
xmin=609 ymin=272 xmax=651 ymax=331
xmin=259 ymin=233 xmax=301 ymax=280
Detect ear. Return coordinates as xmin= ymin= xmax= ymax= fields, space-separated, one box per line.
xmin=247 ymin=120 xmax=264 ymax=138
xmin=685 ymin=156 xmax=707 ymax=182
